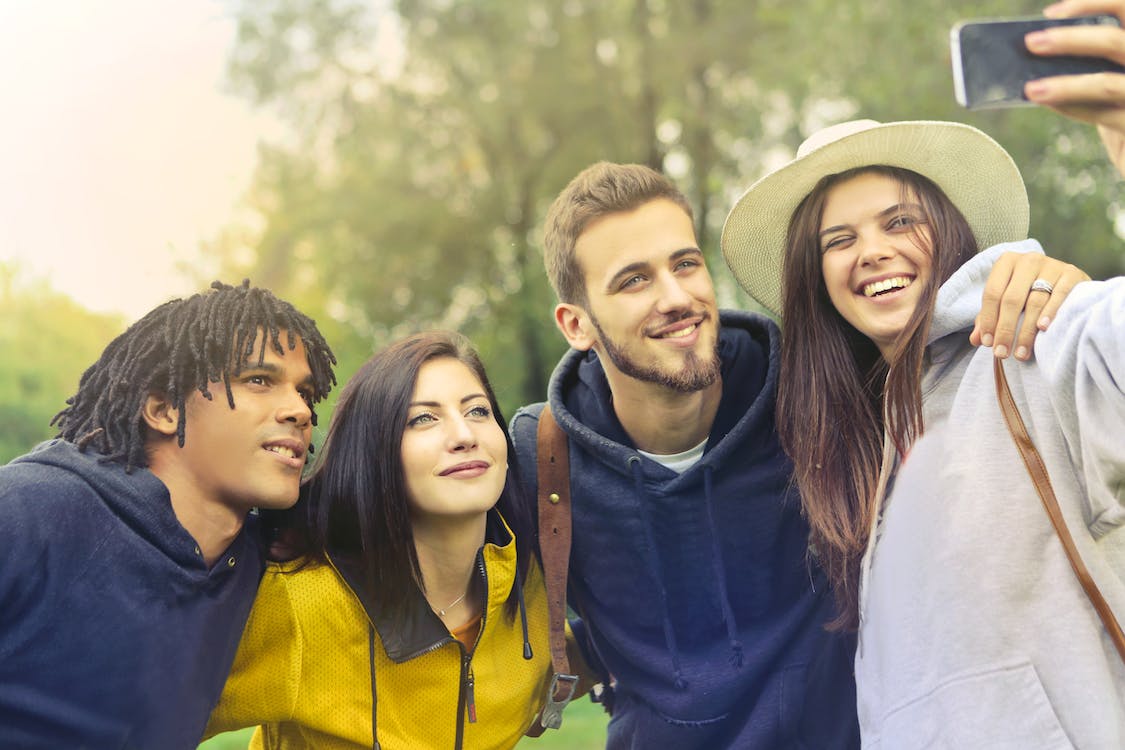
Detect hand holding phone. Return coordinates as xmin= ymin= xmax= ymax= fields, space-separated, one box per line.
xmin=951 ymin=15 xmax=1125 ymax=109
xmin=983 ymin=1 xmax=1125 ymax=177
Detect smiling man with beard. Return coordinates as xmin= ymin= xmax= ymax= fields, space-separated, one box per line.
xmin=510 ymin=162 xmax=859 ymax=749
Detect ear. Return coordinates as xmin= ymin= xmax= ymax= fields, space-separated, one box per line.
xmin=142 ymin=393 xmax=180 ymax=437
xmin=555 ymin=303 xmax=597 ymax=352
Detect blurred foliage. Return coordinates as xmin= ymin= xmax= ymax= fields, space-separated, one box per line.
xmin=0 ymin=264 xmax=124 ymax=464
xmin=8 ymin=2 xmax=1125 ymax=462
xmin=204 ymin=0 xmax=1124 ymax=416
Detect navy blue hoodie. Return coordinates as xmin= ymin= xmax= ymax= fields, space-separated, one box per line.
xmin=511 ymin=311 xmax=858 ymax=749
xmin=0 ymin=440 xmax=263 ymax=749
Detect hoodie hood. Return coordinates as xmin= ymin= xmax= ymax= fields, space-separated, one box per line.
xmin=542 ymin=309 xmax=814 ymax=708
xmin=547 ymin=309 xmax=778 ymax=485
xmin=508 ymin=308 xmax=857 ymax=742
xmin=0 ymin=439 xmax=266 ymax=749
xmin=10 ymin=439 xmax=218 ymax=570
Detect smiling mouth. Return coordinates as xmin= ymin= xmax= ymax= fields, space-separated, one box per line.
xmin=863 ymin=276 xmax=914 ymax=298
xmin=266 ymin=445 xmax=298 ymax=458
xmin=264 ymin=442 xmax=305 ymax=461
xmin=658 ymin=324 xmax=698 ymax=339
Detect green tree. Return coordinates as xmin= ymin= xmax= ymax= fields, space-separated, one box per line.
xmin=0 ymin=264 xmax=124 ymax=463
xmin=215 ymin=0 xmax=1125 ymax=409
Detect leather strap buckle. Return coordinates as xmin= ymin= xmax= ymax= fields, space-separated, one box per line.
xmin=539 ymin=672 xmax=580 ymax=729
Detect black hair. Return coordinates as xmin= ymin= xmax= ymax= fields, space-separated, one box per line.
xmin=294 ymin=330 xmax=534 ymax=622
xmin=52 ymin=279 xmax=337 ymax=471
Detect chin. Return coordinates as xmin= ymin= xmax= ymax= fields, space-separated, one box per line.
xmin=256 ymin=492 xmax=301 ymax=511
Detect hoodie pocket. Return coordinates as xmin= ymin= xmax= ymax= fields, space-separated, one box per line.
xmin=874 ymin=660 xmax=1073 ymax=749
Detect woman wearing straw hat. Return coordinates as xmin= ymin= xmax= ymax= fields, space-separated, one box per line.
xmin=722 ymin=99 xmax=1125 ymax=750
xmin=723 ymin=114 xmax=1125 ymax=745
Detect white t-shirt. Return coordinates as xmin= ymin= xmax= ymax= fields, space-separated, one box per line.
xmin=637 ymin=438 xmax=707 ymax=474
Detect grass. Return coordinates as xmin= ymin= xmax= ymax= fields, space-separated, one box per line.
xmin=198 ymin=728 xmax=255 ymax=750
xmin=198 ymin=695 xmax=609 ymax=749
xmin=519 ymin=697 xmax=608 ymax=748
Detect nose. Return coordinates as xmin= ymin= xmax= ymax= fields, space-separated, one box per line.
xmin=446 ymin=414 xmax=478 ymax=452
xmin=857 ymin=231 xmax=896 ymax=266
xmin=653 ymin=271 xmax=693 ymax=313
xmin=277 ymin=388 xmax=313 ymax=428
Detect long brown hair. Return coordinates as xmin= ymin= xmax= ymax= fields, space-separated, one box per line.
xmin=777 ymin=165 xmax=978 ymax=629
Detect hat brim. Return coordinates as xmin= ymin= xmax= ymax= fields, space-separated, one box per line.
xmin=720 ymin=120 xmax=1030 ymax=317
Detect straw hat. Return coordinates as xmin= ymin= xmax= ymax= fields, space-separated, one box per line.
xmin=720 ymin=119 xmax=1029 ymax=317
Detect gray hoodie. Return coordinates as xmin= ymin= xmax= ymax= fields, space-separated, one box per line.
xmin=855 ymin=241 xmax=1125 ymax=749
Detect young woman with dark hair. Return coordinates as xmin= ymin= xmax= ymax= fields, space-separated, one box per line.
xmin=205 ymin=330 xmax=566 ymax=749
xmin=722 ymin=115 xmax=1124 ymax=747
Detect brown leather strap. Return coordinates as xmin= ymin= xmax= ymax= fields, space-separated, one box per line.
xmin=529 ymin=405 xmax=579 ymax=733
xmin=537 ymin=404 xmax=573 ymax=677
xmin=994 ymin=358 xmax=1125 ymax=665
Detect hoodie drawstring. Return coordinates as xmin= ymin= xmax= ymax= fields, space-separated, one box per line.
xmin=701 ymin=466 xmax=744 ymax=668
xmin=514 ymin=561 xmax=533 ymax=660
xmin=368 ymin=624 xmax=381 ymax=750
xmin=629 ymin=455 xmax=688 ymax=689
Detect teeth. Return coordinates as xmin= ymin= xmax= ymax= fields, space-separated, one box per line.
xmin=267 ymin=445 xmax=296 ymax=458
xmin=863 ymin=277 xmax=912 ymax=297
xmin=662 ymin=324 xmax=697 ymax=339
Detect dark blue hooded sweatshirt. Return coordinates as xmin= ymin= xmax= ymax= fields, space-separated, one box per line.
xmin=0 ymin=439 xmax=263 ymax=750
xmin=511 ymin=311 xmax=858 ymax=749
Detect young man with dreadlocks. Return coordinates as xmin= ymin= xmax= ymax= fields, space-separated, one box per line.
xmin=0 ymin=280 xmax=336 ymax=750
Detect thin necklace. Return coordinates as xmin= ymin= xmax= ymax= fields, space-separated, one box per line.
xmin=434 ymin=590 xmax=467 ymax=618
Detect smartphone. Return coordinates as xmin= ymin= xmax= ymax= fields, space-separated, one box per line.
xmin=951 ymin=15 xmax=1125 ymax=109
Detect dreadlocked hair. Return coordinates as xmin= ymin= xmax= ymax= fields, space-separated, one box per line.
xmin=51 ymin=280 xmax=337 ymax=472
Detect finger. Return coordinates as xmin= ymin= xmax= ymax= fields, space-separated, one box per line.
xmin=1037 ymin=263 xmax=1091 ymax=327
xmin=1025 ymin=72 xmax=1125 ymax=113
xmin=1044 ymin=0 xmax=1125 ymax=23
xmin=1014 ymin=287 xmax=1053 ymax=360
xmin=1025 ymin=24 xmax=1125 ymax=66
xmin=1012 ymin=262 xmax=1091 ymax=359
xmin=991 ymin=254 xmax=1046 ymax=358
xmin=972 ymin=253 xmax=1017 ymax=348
xmin=1030 ymin=99 xmax=1125 ymax=131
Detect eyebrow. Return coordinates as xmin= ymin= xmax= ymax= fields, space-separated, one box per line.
xmin=605 ymin=247 xmax=703 ymax=291
xmin=818 ymin=203 xmax=923 ymax=240
xmin=408 ymin=393 xmax=489 ymax=408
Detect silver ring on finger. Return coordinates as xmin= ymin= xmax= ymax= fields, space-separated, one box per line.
xmin=1030 ymin=278 xmax=1054 ymax=294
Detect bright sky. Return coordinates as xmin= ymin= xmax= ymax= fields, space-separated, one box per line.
xmin=0 ymin=1 xmax=271 ymax=319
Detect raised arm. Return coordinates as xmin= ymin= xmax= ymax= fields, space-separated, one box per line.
xmin=1033 ymin=276 xmax=1125 ymax=523
xmin=1024 ymin=0 xmax=1125 ymax=176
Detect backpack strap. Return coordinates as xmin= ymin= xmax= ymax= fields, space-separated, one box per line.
xmin=994 ymin=358 xmax=1125 ymax=665
xmin=530 ymin=405 xmax=579 ymax=732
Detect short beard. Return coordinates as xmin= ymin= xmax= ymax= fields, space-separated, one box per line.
xmin=590 ymin=314 xmax=721 ymax=393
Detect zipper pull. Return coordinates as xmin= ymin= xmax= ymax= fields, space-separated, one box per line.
xmin=466 ymin=666 xmax=477 ymax=724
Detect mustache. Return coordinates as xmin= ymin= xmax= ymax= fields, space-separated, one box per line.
xmin=644 ymin=308 xmax=711 ymax=334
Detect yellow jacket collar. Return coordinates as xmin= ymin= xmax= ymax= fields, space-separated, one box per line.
xmin=328 ymin=508 xmax=517 ymax=662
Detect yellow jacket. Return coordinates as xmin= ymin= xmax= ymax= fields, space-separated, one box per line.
xmin=205 ymin=512 xmax=553 ymax=750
